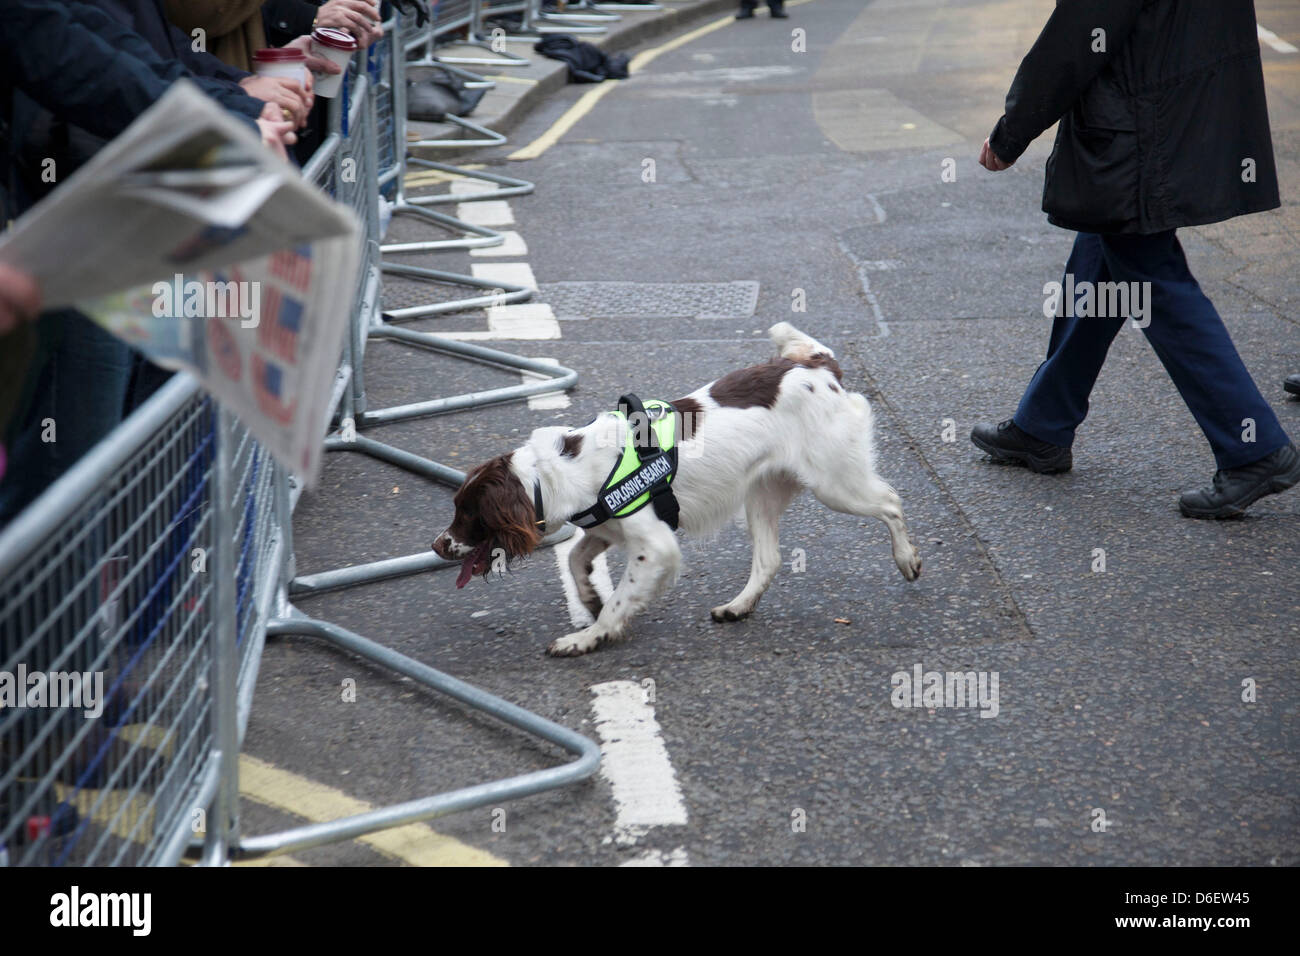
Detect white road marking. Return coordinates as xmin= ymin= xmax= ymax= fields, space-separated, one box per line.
xmin=489 ymin=302 xmax=561 ymax=339
xmin=1258 ymin=23 xmax=1299 ymax=54
xmin=590 ymin=681 xmax=689 ymax=849
xmin=435 ymin=303 xmax=562 ymax=341
xmin=471 ymin=262 xmax=538 ymax=290
xmin=449 ymin=177 xmax=500 ymax=196
xmin=455 ymin=200 xmax=515 ymax=226
xmin=620 ymin=847 xmax=689 ymax=867
xmin=522 ymin=356 xmax=570 ymax=410
xmin=470 ymin=231 xmax=529 ymax=257
xmin=554 ymin=529 xmax=613 ymax=627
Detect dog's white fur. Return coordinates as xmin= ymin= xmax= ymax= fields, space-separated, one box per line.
xmin=438 ymin=323 xmax=920 ymax=656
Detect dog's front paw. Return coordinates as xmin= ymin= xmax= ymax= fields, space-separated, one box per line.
xmin=547 ymin=628 xmax=605 ymax=657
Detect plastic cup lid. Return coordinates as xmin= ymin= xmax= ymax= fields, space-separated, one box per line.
xmin=252 ymin=47 xmax=307 ymax=62
xmin=311 ymin=27 xmax=358 ymax=51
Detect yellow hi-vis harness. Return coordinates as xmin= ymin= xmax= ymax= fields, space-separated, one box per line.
xmin=536 ymin=394 xmax=681 ymax=533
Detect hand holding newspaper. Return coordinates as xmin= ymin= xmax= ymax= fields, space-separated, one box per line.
xmin=0 ymin=80 xmax=361 ymax=485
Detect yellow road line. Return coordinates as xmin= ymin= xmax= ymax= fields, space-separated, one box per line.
xmin=508 ymin=0 xmax=819 ymax=161
xmin=238 ymin=755 xmax=508 ymax=867
xmin=404 ymin=163 xmax=488 ymax=188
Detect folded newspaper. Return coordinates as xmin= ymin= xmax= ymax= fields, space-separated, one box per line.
xmin=0 ymin=80 xmax=361 ymax=485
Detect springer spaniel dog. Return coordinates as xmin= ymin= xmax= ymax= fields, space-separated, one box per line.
xmin=432 ymin=323 xmax=922 ymax=656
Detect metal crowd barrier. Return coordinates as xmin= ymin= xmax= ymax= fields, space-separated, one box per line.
xmin=0 ymin=1 xmax=598 ymax=867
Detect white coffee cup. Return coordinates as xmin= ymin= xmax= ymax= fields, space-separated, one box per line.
xmin=309 ymin=27 xmax=358 ymax=99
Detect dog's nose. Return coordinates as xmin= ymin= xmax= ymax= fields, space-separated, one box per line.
xmin=432 ymin=535 xmax=448 ymax=557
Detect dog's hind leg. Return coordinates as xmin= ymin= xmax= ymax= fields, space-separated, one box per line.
xmin=548 ymin=519 xmax=681 ymax=657
xmin=568 ymin=530 xmax=612 ymax=620
xmin=712 ymin=472 xmax=802 ymax=622
xmin=810 ymin=473 xmax=922 ymax=582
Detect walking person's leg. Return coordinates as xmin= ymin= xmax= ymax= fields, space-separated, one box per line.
xmin=971 ymin=232 xmax=1125 ymax=472
xmin=736 ymin=0 xmax=758 ymax=19
xmin=1097 ymin=230 xmax=1298 ymax=516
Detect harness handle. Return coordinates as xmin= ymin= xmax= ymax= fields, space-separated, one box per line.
xmin=618 ymin=393 xmax=661 ymax=462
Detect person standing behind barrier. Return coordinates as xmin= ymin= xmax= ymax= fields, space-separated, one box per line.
xmin=0 ymin=0 xmax=297 ymax=529
xmin=736 ymin=0 xmax=787 ymax=19
xmin=971 ymin=0 xmax=1298 ymax=519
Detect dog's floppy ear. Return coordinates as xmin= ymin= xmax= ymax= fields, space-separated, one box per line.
xmin=480 ymin=467 xmax=542 ymax=560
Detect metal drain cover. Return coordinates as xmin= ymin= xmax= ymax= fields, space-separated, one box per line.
xmin=539 ymin=281 xmax=759 ymax=320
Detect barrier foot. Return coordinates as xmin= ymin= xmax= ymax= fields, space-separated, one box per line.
xmin=439 ymin=38 xmax=533 ymax=67
xmin=409 ymin=113 xmax=507 ymax=149
xmin=187 ymin=610 xmax=600 ymax=862
xmin=404 ymin=157 xmax=536 ymax=205
xmin=379 ymin=261 xmax=532 ymax=318
xmin=289 ymin=524 xmax=575 ymax=595
xmin=359 ymin=327 xmax=577 ymax=424
xmin=381 ymin=202 xmax=506 ymax=253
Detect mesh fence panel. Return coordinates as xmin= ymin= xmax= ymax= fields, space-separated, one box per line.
xmin=1 ymin=387 xmax=217 ymax=866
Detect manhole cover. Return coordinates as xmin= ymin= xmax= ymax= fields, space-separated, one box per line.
xmin=539 ymin=281 xmax=759 ymax=319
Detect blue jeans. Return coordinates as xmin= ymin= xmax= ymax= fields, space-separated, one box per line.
xmin=1014 ymin=230 xmax=1289 ymax=470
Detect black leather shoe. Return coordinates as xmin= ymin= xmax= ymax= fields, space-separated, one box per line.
xmin=771 ymin=8 xmax=789 ymax=16
xmin=735 ymin=8 xmax=755 ymax=18
xmin=1179 ymin=442 xmax=1300 ymax=518
xmin=1285 ymin=374 xmax=1300 ymax=397
xmin=970 ymin=419 xmax=1073 ymax=473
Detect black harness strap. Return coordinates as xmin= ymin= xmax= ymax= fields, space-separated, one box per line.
xmin=619 ymin=394 xmax=681 ymax=531
xmin=566 ymin=394 xmax=681 ymax=531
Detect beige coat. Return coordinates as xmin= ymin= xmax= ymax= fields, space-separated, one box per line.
xmin=163 ymin=1 xmax=268 ymax=73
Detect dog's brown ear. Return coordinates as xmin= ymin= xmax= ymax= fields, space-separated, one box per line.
xmin=481 ymin=470 xmax=543 ymax=560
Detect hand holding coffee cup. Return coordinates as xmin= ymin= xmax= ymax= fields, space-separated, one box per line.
xmin=315 ymin=0 xmax=383 ymax=48
xmin=240 ymin=73 xmax=311 ymax=127
xmin=308 ymin=27 xmax=359 ymax=98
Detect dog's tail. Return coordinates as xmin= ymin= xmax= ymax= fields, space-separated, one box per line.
xmin=768 ymin=323 xmax=841 ymax=379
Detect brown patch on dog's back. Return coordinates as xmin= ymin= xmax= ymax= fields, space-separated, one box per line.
xmin=670 ymin=396 xmax=705 ymax=441
xmin=709 ymin=353 xmax=844 ymax=409
xmin=708 ymin=360 xmax=792 ymax=409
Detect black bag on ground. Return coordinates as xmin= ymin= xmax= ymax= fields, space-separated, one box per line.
xmin=406 ymin=66 xmax=487 ymax=122
xmin=534 ymin=34 xmax=630 ymax=83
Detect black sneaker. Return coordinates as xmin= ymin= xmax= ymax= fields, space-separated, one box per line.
xmin=1178 ymin=442 xmax=1300 ymax=518
xmin=1285 ymin=374 xmax=1300 ymax=397
xmin=970 ymin=419 xmax=1073 ymax=474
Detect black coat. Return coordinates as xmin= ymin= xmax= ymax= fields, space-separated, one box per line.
xmin=989 ymin=0 xmax=1280 ymax=235
xmin=1 ymin=0 xmax=263 ymax=220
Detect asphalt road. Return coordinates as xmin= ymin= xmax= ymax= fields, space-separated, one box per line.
xmin=241 ymin=0 xmax=1300 ymax=865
